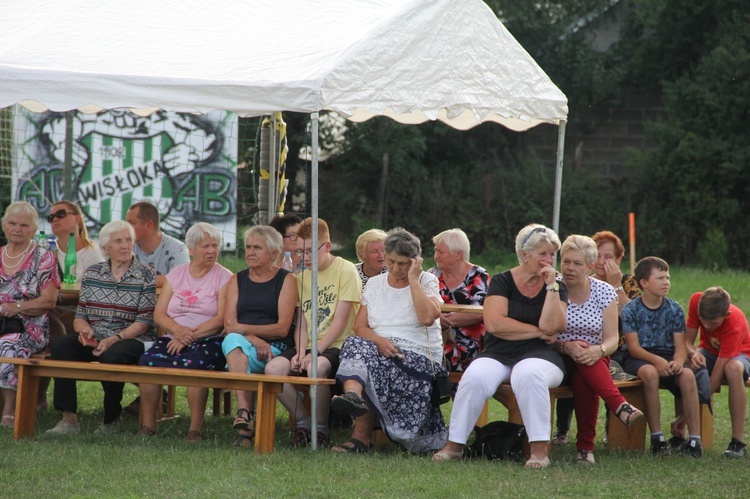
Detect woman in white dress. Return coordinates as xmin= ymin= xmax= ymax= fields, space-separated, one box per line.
xmin=330 ymin=228 xmax=447 ymax=453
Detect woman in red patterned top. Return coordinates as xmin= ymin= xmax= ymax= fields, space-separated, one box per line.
xmin=428 ymin=228 xmax=488 ymax=371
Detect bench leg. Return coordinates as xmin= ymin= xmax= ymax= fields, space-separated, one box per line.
xmin=700 ymin=402 xmax=713 ymax=450
xmin=606 ymin=385 xmax=646 ymax=451
xmin=254 ymin=383 xmax=277 ymax=454
xmin=13 ymin=365 xmax=39 ymax=440
xmin=476 ymin=401 xmax=489 ymax=427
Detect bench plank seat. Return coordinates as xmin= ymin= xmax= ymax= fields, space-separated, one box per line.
xmin=1 ymin=357 xmax=332 ymax=454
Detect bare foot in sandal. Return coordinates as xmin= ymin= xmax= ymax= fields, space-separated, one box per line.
xmin=525 ymin=455 xmax=551 ymax=469
xmin=615 ymin=402 xmax=644 ymax=427
xmin=433 ymin=442 xmax=463 ymax=461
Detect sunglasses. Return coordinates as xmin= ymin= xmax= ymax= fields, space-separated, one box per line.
xmin=46 ymin=209 xmax=75 ymax=223
xmin=521 ymin=227 xmax=546 ymax=248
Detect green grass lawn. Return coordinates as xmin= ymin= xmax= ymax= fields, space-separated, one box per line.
xmin=1 ymin=383 xmax=746 ymax=497
xmin=2 ymin=265 xmax=748 ymax=497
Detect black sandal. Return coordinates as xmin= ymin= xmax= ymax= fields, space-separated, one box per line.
xmin=615 ymin=402 xmax=644 ymax=427
xmin=332 ymin=437 xmax=370 ymax=454
xmin=331 ymin=392 xmax=369 ymax=418
xmin=232 ymin=408 xmax=254 ymax=431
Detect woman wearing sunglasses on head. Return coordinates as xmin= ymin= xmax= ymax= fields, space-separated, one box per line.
xmin=47 ymin=201 xmax=104 ymax=282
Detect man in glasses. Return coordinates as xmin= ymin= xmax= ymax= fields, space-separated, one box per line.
xmin=125 ymin=201 xmax=189 ymax=288
xmin=270 ymin=213 xmax=304 ymax=273
xmin=265 ymin=217 xmax=361 ymax=447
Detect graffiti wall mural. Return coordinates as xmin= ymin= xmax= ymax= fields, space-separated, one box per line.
xmin=13 ymin=108 xmax=238 ymax=248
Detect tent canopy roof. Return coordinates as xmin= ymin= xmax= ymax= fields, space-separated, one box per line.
xmin=0 ymin=0 xmax=567 ymax=131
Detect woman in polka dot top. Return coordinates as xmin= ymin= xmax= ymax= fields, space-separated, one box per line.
xmin=557 ymin=235 xmax=644 ymax=464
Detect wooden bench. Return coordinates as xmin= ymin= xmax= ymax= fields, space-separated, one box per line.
xmin=496 ymin=380 xmax=647 ymax=451
xmin=698 ymin=378 xmax=750 ymax=450
xmin=0 ymin=357 xmax=333 ymax=454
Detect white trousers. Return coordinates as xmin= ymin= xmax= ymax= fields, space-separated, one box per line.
xmin=448 ymin=356 xmax=564 ymax=443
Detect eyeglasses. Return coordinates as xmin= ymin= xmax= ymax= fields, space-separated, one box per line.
xmin=283 ymin=233 xmax=298 ymax=241
xmin=295 ymin=243 xmax=326 ymax=257
xmin=46 ymin=209 xmax=74 ymax=223
xmin=521 ymin=227 xmax=546 ymax=248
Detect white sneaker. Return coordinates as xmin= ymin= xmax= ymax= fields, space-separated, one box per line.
xmin=47 ymin=420 xmax=81 ymax=435
xmin=94 ymin=419 xmax=122 ymax=434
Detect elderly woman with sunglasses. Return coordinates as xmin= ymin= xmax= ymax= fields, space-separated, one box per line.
xmin=47 ymin=200 xmax=104 ymax=282
xmin=434 ymin=223 xmax=567 ymax=469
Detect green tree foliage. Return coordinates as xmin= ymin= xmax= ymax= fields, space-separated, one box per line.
xmin=311 ymin=0 xmax=749 ymax=268
xmin=623 ymin=2 xmax=750 ymax=267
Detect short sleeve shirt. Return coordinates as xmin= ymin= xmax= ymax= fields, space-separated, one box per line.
xmin=558 ymin=277 xmax=616 ymax=346
xmin=165 ymin=263 xmax=232 ymax=330
xmin=621 ymin=296 xmax=685 ymax=351
xmin=134 ymin=233 xmax=190 ymax=276
xmin=76 ymin=257 xmax=157 ymax=342
xmin=297 ymin=256 xmax=361 ymax=349
xmin=479 ymin=270 xmax=568 ymax=371
xmin=686 ymin=292 xmax=750 ymax=358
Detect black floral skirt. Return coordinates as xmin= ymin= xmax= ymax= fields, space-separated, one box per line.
xmin=138 ymin=335 xmax=225 ymax=371
xmin=336 ymin=336 xmax=447 ymax=452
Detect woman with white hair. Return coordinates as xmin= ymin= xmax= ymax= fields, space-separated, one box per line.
xmin=428 ymin=228 xmax=489 ymax=371
xmin=434 ymin=223 xmax=567 ymax=468
xmin=354 ymin=228 xmax=387 ymax=286
xmin=0 ymin=201 xmax=60 ymax=427
xmin=331 ymin=228 xmax=447 ymax=453
xmin=222 ymin=225 xmax=297 ymax=447
xmin=137 ymin=222 xmax=233 ymax=440
xmin=556 ymin=234 xmax=643 ymax=464
xmin=48 ymin=220 xmax=157 ymax=435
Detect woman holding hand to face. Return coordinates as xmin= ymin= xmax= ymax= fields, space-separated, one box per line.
xmin=434 ymin=224 xmax=567 ymax=468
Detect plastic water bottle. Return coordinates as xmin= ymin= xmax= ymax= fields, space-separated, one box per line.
xmin=282 ymin=252 xmax=294 ymax=272
xmin=36 ymin=231 xmax=49 ymax=250
xmin=48 ymin=235 xmax=57 ymax=252
xmin=63 ymin=233 xmax=78 ymax=283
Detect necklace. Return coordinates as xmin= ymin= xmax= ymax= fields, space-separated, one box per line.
xmin=2 ymin=240 xmax=33 ymax=270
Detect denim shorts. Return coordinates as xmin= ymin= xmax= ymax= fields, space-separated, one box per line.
xmin=698 ymin=349 xmax=750 ymax=382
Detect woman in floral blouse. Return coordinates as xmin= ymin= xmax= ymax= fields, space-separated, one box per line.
xmin=428 ymin=228 xmax=488 ymax=371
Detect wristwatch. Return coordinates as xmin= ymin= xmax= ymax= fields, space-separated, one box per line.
xmin=600 ymin=344 xmax=607 ymax=356
xmin=546 ymin=282 xmax=559 ymax=293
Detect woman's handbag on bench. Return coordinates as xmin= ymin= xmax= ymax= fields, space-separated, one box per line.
xmin=426 ymin=325 xmax=451 ymax=407
xmin=0 ymin=315 xmax=25 ymax=337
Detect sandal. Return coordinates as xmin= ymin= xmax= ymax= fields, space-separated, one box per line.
xmin=232 ymin=433 xmax=254 ymax=448
xmin=576 ymin=450 xmax=595 ymax=464
xmin=432 ymin=448 xmax=463 ymax=461
xmin=0 ymin=415 xmax=14 ymax=428
xmin=232 ymin=408 xmax=254 ymax=431
xmin=136 ymin=425 xmax=157 ymax=436
xmin=615 ymin=402 xmax=644 ymax=427
xmin=184 ymin=429 xmax=204 ymax=442
xmin=331 ymin=392 xmax=369 ymax=418
xmin=524 ymin=455 xmax=550 ymax=469
xmin=551 ymin=432 xmax=569 ymax=445
xmin=332 ymin=437 xmax=370 ymax=454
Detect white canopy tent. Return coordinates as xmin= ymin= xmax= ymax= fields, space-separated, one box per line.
xmin=1 ymin=0 xmax=568 ymax=448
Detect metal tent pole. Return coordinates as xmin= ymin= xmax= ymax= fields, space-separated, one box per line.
xmin=552 ymin=120 xmax=567 ymax=234
xmin=309 ymin=112 xmax=320 ymax=450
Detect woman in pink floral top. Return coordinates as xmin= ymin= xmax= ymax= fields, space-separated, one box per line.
xmin=137 ymin=223 xmax=232 ymax=440
xmin=0 ymin=202 xmax=60 ymax=427
xmin=428 ymin=229 xmax=488 ymax=371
